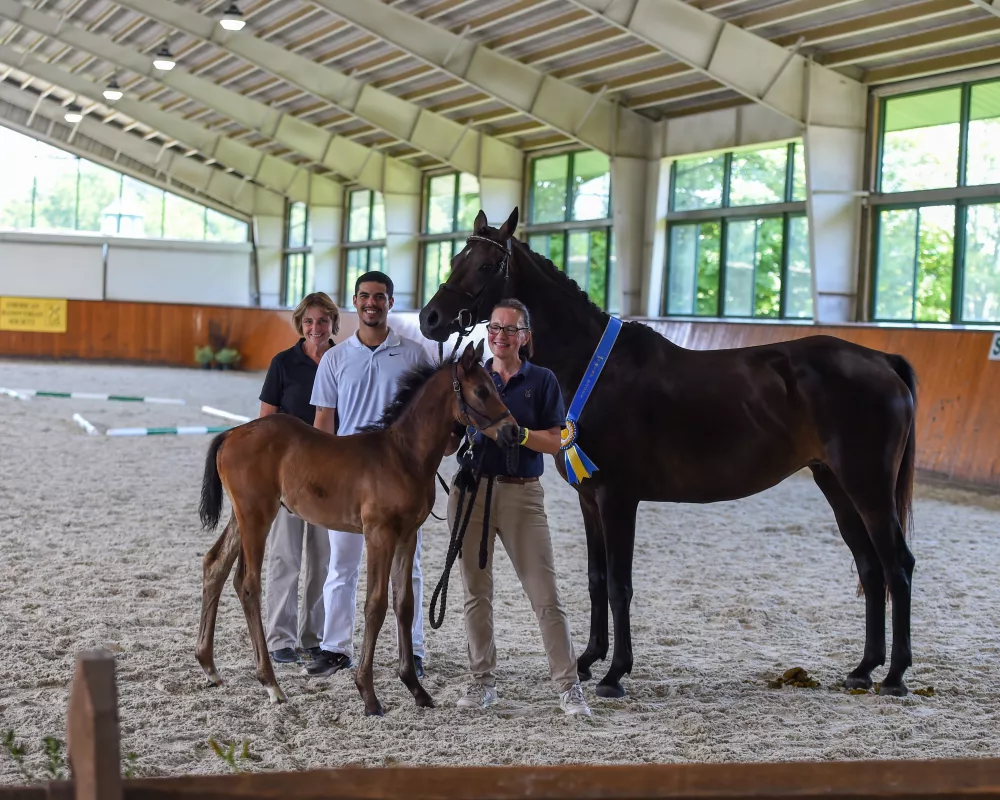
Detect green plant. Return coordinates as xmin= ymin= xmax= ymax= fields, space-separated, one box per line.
xmin=123 ymin=751 xmax=139 ymax=779
xmin=194 ymin=345 xmax=215 ymax=366
xmin=214 ymin=347 xmax=241 ymax=367
xmin=208 ymin=736 xmax=253 ymax=773
xmin=42 ymin=736 xmax=67 ymax=781
xmin=3 ymin=730 xmax=31 ymax=781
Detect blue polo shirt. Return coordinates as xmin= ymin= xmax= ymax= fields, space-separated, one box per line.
xmin=461 ymin=358 xmax=565 ymax=478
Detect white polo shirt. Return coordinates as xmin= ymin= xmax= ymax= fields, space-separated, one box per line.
xmin=310 ymin=327 xmax=433 ymax=436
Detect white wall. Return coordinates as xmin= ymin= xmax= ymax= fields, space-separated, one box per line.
xmin=0 ymin=232 xmax=105 ymax=300
xmin=0 ymin=230 xmax=253 ymax=306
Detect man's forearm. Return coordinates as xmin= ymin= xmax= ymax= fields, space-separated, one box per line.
xmin=314 ymin=407 xmax=337 ymax=434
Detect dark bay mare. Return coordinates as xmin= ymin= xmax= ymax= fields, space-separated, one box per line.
xmin=419 ymin=208 xmax=918 ymax=699
xmin=196 ymin=341 xmax=518 ymax=716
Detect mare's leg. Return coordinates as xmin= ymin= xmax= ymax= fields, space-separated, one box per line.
xmin=576 ymin=490 xmax=608 ymax=682
xmin=811 ymin=465 xmax=886 ymax=690
xmin=232 ymin=504 xmax=286 ymax=704
xmin=355 ymin=529 xmax=394 ymax=716
xmin=195 ymin=516 xmax=241 ymax=686
xmin=391 ymin=529 xmax=433 ymax=708
xmin=830 ymin=461 xmax=914 ymax=697
xmin=595 ymin=488 xmax=639 ymax=699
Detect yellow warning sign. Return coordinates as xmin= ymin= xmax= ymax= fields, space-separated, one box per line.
xmin=0 ymin=297 xmax=68 ymax=333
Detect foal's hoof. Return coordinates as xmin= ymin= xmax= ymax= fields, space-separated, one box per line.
xmin=266 ymin=686 xmax=287 ymax=705
xmin=878 ymin=681 xmax=908 ymax=697
xmin=414 ymin=688 xmax=435 ymax=709
xmin=844 ymin=674 xmax=873 ymax=691
xmin=365 ymin=702 xmax=385 ymax=717
xmin=595 ymin=680 xmax=626 ymax=699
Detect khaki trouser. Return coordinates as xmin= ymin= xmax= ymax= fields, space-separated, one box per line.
xmin=448 ymin=478 xmax=578 ymax=692
xmin=265 ymin=506 xmax=330 ymax=651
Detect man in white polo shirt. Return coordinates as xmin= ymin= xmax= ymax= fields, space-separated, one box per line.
xmin=306 ymin=270 xmax=433 ymax=679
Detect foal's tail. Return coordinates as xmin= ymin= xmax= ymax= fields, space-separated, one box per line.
xmin=889 ymin=354 xmax=917 ymax=542
xmin=199 ymin=430 xmax=231 ymax=531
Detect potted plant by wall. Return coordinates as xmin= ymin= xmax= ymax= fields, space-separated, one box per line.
xmin=214 ymin=347 xmax=241 ymax=370
xmin=194 ymin=345 xmax=215 ymax=370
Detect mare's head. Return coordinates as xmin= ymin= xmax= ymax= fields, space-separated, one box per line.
xmin=419 ymin=207 xmax=519 ymax=343
xmin=452 ymin=339 xmax=519 ymax=448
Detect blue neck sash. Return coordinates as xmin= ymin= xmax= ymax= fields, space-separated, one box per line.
xmin=560 ymin=316 xmax=622 ymax=484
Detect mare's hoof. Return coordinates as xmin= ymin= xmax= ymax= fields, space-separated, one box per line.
xmin=878 ymin=681 xmax=908 ymax=697
xmin=414 ymin=689 xmax=435 ymax=709
xmin=844 ymin=674 xmax=873 ymax=691
xmin=595 ymin=681 xmax=625 ymax=699
xmin=365 ymin=703 xmax=385 ymax=717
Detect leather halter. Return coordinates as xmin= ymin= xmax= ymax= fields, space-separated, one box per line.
xmin=451 ymin=358 xmax=511 ymax=434
xmin=437 ymin=235 xmax=512 ymax=335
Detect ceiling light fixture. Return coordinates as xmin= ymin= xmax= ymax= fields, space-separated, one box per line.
xmin=219 ymin=2 xmax=246 ymax=31
xmin=103 ymin=76 xmax=123 ymax=101
xmin=64 ymin=104 xmax=83 ymax=123
xmin=152 ymin=42 xmax=176 ymax=71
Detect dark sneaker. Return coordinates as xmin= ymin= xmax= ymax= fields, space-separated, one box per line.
xmin=414 ymin=655 xmax=424 ymax=679
xmin=301 ymin=646 xmax=324 ymax=660
xmin=305 ymin=650 xmax=351 ymax=677
xmin=270 ymin=647 xmax=299 ymax=664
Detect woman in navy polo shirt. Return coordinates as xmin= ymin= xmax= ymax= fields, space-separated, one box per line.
xmin=258 ymin=291 xmax=339 ymax=665
xmin=447 ymin=298 xmax=591 ymax=717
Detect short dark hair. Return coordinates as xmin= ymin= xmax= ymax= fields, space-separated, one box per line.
xmin=354 ymin=271 xmax=393 ymax=298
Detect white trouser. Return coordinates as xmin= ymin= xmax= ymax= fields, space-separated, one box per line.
xmin=320 ymin=528 xmax=425 ymax=660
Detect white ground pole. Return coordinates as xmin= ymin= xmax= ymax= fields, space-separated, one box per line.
xmin=0 ymin=388 xmax=30 ymax=400
xmin=6 ymin=390 xmax=185 ymax=404
xmin=201 ymin=405 xmax=251 ymax=423
xmin=106 ymin=425 xmax=232 ymax=437
xmin=72 ymin=413 xmax=101 ymax=436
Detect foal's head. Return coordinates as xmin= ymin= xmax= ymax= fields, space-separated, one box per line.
xmin=453 ymin=340 xmax=519 ymax=449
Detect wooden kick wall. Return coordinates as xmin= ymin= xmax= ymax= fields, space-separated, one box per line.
xmin=1 ymin=301 xmax=998 ymax=487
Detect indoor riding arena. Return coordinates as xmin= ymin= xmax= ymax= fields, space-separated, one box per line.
xmin=2 ymin=1 xmax=1000 ymax=798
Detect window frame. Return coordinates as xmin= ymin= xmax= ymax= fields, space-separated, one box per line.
xmin=417 ymin=171 xmax=480 ymax=307
xmin=661 ymin=141 xmax=810 ymax=320
xmin=524 ymin=150 xmax=616 ymax=312
xmin=868 ymin=77 xmax=1000 ymax=324
xmin=342 ymin=188 xmax=388 ymax=303
xmin=281 ymin=200 xmax=312 ymax=307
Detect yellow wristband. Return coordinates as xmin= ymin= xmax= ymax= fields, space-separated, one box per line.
xmin=519 ymin=428 xmax=530 ymax=446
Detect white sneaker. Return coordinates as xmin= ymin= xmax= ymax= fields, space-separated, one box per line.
xmin=456 ymin=682 xmax=498 ymax=709
xmin=559 ymin=682 xmax=592 ymax=716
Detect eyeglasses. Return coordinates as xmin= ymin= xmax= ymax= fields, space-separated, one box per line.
xmin=487 ymin=323 xmax=527 ymax=336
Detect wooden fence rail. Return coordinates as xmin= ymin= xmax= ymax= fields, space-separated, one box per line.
xmin=3 ymin=651 xmax=1000 ymax=799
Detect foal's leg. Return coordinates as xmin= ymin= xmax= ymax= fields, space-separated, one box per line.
xmin=356 ymin=530 xmax=394 ymax=716
xmin=834 ymin=465 xmax=915 ymax=697
xmin=391 ymin=529 xmax=434 ymax=709
xmin=233 ymin=507 xmax=286 ymax=704
xmin=595 ymin=488 xmax=639 ymax=699
xmin=811 ymin=465 xmax=886 ymax=690
xmin=195 ymin=516 xmax=242 ymax=686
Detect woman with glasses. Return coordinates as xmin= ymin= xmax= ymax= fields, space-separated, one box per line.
xmin=446 ymin=298 xmax=591 ymax=716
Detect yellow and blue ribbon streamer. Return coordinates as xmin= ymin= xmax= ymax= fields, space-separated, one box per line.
xmin=560 ymin=316 xmax=622 ymax=485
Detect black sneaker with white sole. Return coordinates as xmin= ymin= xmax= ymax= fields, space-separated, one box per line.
xmin=304 ymin=650 xmax=352 ymax=677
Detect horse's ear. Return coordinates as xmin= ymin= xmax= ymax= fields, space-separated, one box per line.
xmin=473 ymin=338 xmax=485 ymax=364
xmin=473 ymin=209 xmax=488 ymax=233
xmin=497 ymin=207 xmax=518 ymax=240
xmin=459 ymin=341 xmax=476 ymax=370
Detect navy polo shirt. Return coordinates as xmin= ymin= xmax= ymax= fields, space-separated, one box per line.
xmin=461 ymin=358 xmax=565 ymax=478
xmin=259 ymin=338 xmax=332 ymax=425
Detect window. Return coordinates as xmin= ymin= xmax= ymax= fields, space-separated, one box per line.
xmin=282 ymin=201 xmax=314 ymax=307
xmin=420 ymin=173 xmax=480 ymax=305
xmin=0 ymin=125 xmax=247 ymax=243
xmin=663 ymin=142 xmax=811 ymax=319
xmin=343 ymin=189 xmax=387 ymax=301
xmin=872 ymin=79 xmax=1000 ymax=323
xmin=526 ymin=150 xmax=617 ymax=312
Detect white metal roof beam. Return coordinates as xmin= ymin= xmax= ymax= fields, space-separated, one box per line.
xmin=308 ymin=0 xmax=653 ymax=158
xmin=0 ymin=83 xmax=282 ymax=218
xmin=0 ymin=0 xmax=416 ymax=196
xmin=565 ymin=0 xmax=866 ymax=129
xmin=0 ymin=45 xmax=342 ymax=206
